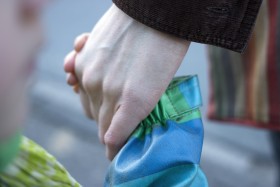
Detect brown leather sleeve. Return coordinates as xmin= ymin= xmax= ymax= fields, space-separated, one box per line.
xmin=112 ymin=0 xmax=263 ymax=52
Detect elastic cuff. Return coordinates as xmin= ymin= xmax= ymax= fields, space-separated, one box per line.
xmin=140 ymin=75 xmax=203 ymax=127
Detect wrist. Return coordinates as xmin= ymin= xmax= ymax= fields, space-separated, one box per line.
xmin=111 ymin=3 xmax=190 ymax=53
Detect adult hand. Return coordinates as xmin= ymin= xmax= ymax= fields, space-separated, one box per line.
xmin=65 ymin=4 xmax=190 ymax=160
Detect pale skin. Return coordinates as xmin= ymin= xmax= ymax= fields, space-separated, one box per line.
xmin=64 ymin=4 xmax=191 ymax=160
xmin=0 ymin=0 xmax=44 ymax=140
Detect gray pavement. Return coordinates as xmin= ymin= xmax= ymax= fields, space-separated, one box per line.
xmin=24 ymin=1 xmax=278 ymax=187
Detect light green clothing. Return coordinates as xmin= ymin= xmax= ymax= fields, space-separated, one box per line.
xmin=0 ymin=136 xmax=81 ymax=187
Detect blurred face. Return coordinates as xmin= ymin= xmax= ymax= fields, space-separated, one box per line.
xmin=0 ymin=0 xmax=44 ymax=137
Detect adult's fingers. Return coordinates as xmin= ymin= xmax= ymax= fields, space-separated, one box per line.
xmin=98 ymin=100 xmax=115 ymax=144
xmin=74 ymin=33 xmax=90 ymax=52
xmin=104 ymin=105 xmax=142 ymax=160
xmin=88 ymin=93 xmax=103 ymax=124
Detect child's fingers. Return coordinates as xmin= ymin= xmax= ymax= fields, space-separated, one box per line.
xmin=64 ymin=33 xmax=90 ymax=93
xmin=64 ymin=51 xmax=76 ymax=73
xmin=66 ymin=73 xmax=79 ymax=86
xmin=64 ymin=33 xmax=89 ymax=75
xmin=74 ymin=33 xmax=90 ymax=52
xmin=73 ymin=84 xmax=80 ymax=94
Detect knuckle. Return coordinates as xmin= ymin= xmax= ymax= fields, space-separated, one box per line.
xmin=123 ymin=86 xmax=158 ymax=119
xmin=82 ymin=76 xmax=91 ymax=91
xmin=104 ymin=133 xmax=120 ymax=149
xmin=103 ymin=77 xmax=121 ymax=96
xmin=82 ymin=69 xmax=102 ymax=92
xmin=123 ymin=86 xmax=141 ymax=101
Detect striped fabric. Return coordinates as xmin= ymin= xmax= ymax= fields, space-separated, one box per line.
xmin=105 ymin=76 xmax=208 ymax=187
xmin=208 ymin=0 xmax=280 ymax=130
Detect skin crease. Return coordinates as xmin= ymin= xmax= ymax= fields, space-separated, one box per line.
xmin=0 ymin=0 xmax=44 ymax=140
xmin=64 ymin=4 xmax=191 ymax=160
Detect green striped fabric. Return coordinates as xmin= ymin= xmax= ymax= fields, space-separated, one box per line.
xmin=105 ymin=76 xmax=208 ymax=187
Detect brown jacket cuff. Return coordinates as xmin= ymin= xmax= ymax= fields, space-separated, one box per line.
xmin=113 ymin=0 xmax=262 ymax=53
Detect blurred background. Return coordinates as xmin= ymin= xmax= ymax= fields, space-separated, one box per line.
xmin=24 ymin=1 xmax=277 ymax=186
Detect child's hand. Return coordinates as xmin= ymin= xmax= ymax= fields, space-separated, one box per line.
xmin=64 ymin=33 xmax=89 ymax=93
xmin=65 ymin=33 xmax=98 ymax=124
